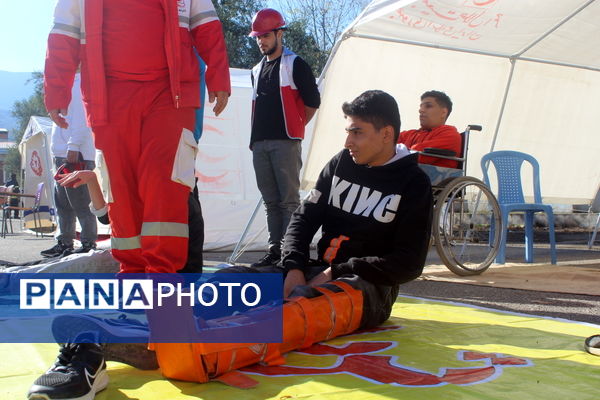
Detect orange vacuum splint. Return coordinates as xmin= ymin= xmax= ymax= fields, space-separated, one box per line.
xmin=150 ymin=281 xmax=364 ymax=386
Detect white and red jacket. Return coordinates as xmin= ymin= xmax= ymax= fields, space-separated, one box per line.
xmin=44 ymin=0 xmax=231 ymax=128
xmin=251 ymin=48 xmax=306 ymax=140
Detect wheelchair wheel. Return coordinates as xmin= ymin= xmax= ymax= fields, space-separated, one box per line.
xmin=433 ymin=176 xmax=501 ymax=276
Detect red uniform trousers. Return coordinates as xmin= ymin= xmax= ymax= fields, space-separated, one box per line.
xmin=93 ymin=77 xmax=195 ymax=273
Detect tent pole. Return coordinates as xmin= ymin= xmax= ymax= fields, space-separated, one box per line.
xmin=515 ymin=0 xmax=596 ymax=57
xmin=301 ymin=33 xmax=350 ymax=189
xmin=42 ymin=131 xmax=57 ymax=217
xmin=316 ymin=33 xmax=345 ymax=87
xmin=489 ymin=58 xmax=516 ymax=152
xmin=227 ymin=196 xmax=263 ymax=264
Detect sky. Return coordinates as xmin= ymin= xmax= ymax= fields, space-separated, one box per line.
xmin=0 ymin=1 xmax=281 ymax=73
xmin=0 ymin=2 xmax=55 ymax=72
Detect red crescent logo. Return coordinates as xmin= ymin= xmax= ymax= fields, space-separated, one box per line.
xmin=30 ymin=150 xmax=43 ymax=177
xmin=242 ymin=325 xmax=532 ymax=386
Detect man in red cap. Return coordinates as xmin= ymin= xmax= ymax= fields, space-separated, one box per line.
xmin=248 ymin=8 xmax=321 ymax=268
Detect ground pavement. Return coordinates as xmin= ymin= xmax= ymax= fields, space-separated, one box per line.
xmin=1 ymin=225 xmax=599 ymax=325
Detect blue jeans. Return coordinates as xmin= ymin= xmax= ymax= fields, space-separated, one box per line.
xmin=252 ymin=140 xmax=302 ymax=254
xmin=53 ymin=157 xmax=98 ymax=246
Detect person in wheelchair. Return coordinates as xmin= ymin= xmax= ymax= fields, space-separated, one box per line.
xmin=398 ymin=90 xmax=461 ymax=168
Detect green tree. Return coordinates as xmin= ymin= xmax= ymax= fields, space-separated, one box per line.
xmin=11 ymin=71 xmax=44 ymax=142
xmin=3 ymin=148 xmax=22 ymax=180
xmin=214 ymin=0 xmax=328 ymax=74
xmin=6 ymin=71 xmax=45 ymax=177
xmin=282 ymin=20 xmax=328 ymax=76
xmin=274 ymin=0 xmax=368 ymax=75
xmin=214 ymin=0 xmax=266 ymax=69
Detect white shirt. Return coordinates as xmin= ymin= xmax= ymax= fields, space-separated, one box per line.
xmin=383 ymin=143 xmax=411 ymax=165
xmin=50 ymin=73 xmax=96 ymax=161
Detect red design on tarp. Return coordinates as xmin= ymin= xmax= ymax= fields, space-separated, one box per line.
xmin=203 ymin=123 xmax=224 ymax=136
xmin=196 ymin=150 xmax=229 ymax=163
xmin=388 ymin=0 xmax=503 ymax=41
xmin=462 ymin=351 xmax=529 ymax=366
xmin=242 ymin=326 xmax=532 ymax=387
xmin=30 ymin=150 xmax=43 ymax=177
xmin=196 ymin=171 xmax=228 ymax=183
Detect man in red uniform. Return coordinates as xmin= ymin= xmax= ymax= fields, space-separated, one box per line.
xmin=29 ymin=1 xmax=230 ymax=399
xmin=398 ymin=90 xmax=461 ymax=168
xmin=44 ymin=0 xmax=230 ymax=275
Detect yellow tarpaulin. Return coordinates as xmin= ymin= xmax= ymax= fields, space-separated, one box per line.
xmin=2 ymin=296 xmax=599 ymax=399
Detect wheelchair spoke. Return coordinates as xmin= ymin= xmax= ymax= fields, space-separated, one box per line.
xmin=433 ymin=177 xmax=502 ymax=276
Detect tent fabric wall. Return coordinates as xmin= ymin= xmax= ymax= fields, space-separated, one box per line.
xmin=18 ymin=116 xmax=55 ymax=229
xmin=304 ymin=0 xmax=600 ymax=204
xmin=197 ymin=68 xmax=318 ymax=251
xmin=19 ymin=118 xmax=113 ymax=236
xmin=195 ymin=68 xmax=267 ymax=251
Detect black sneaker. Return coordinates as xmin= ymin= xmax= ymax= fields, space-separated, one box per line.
xmin=27 ymin=341 xmax=108 ymax=400
xmin=41 ymin=242 xmax=74 ymax=258
xmin=250 ymin=252 xmax=280 ymax=268
xmin=72 ymin=242 xmax=97 ymax=255
xmin=61 ymin=247 xmax=75 ymax=258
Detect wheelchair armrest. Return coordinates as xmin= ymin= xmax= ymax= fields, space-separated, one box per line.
xmin=422 ymin=148 xmax=457 ymax=157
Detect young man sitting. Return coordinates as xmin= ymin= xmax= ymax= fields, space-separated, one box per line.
xmin=398 ymin=90 xmax=461 ymax=168
xmin=149 ymin=89 xmax=434 ymax=384
xmin=27 ymin=90 xmax=433 ymax=393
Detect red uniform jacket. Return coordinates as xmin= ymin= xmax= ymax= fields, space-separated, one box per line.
xmin=44 ymin=0 xmax=231 ymax=127
xmin=398 ymin=125 xmax=461 ymax=168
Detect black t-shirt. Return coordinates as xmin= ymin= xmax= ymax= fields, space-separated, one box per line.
xmin=250 ymin=55 xmax=320 ymax=144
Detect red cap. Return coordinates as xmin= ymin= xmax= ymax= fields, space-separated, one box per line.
xmin=249 ymin=8 xmax=286 ymax=37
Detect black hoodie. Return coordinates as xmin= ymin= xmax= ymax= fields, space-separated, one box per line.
xmin=282 ymin=149 xmax=433 ymax=286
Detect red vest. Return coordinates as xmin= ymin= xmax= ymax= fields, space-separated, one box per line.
xmin=251 ymin=48 xmax=306 ymax=140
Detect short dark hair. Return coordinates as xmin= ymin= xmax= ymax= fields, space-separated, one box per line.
xmin=342 ymin=90 xmax=401 ymax=141
xmin=421 ymin=90 xmax=452 ymax=117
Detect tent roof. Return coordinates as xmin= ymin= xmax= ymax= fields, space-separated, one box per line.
xmin=20 ymin=116 xmax=53 ymax=144
xmin=350 ymin=0 xmax=600 ymax=71
xmin=304 ymin=0 xmax=600 ymax=204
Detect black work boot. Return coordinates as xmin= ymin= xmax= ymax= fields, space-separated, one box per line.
xmin=72 ymin=241 xmax=97 ymax=254
xmin=250 ymin=251 xmax=281 ymax=268
xmin=40 ymin=241 xmax=74 ymax=258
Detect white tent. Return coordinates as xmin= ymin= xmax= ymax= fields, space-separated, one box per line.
xmin=305 ymin=0 xmax=600 ymax=204
xmin=197 ymin=68 xmax=317 ymax=251
xmin=196 ymin=68 xmax=267 ymax=250
xmin=19 ymin=116 xmax=55 ymax=230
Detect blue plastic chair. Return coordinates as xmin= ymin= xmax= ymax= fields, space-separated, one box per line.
xmin=480 ymin=151 xmax=557 ymax=264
